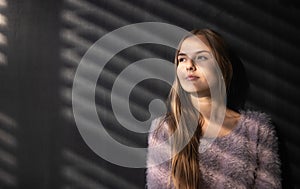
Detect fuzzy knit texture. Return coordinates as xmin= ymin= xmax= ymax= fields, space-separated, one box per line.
xmin=146 ymin=110 xmax=282 ymax=189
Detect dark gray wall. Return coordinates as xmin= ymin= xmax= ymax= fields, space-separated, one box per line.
xmin=0 ymin=0 xmax=299 ymax=188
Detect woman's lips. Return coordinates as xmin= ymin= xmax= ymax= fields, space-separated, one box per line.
xmin=186 ymin=75 xmax=199 ymax=81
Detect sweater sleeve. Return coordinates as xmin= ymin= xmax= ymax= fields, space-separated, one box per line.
xmin=254 ymin=114 xmax=282 ymax=189
xmin=146 ymin=118 xmax=172 ymax=189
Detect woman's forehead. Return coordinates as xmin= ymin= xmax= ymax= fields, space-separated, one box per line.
xmin=179 ymin=36 xmax=211 ymax=54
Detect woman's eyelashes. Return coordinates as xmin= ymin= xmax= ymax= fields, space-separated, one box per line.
xmin=177 ymin=55 xmax=208 ymax=64
xmin=195 ymin=55 xmax=208 ymax=62
xmin=178 ymin=57 xmax=186 ymax=63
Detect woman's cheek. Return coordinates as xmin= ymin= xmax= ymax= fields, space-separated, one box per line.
xmin=176 ymin=67 xmax=182 ymax=80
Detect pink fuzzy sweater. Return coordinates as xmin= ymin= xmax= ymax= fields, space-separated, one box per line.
xmin=146 ymin=110 xmax=281 ymax=189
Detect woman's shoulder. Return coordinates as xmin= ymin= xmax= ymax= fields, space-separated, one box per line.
xmin=239 ymin=109 xmax=272 ymax=127
xmin=240 ymin=109 xmax=271 ymax=123
xmin=239 ymin=109 xmax=277 ymax=139
xmin=148 ymin=116 xmax=170 ymax=144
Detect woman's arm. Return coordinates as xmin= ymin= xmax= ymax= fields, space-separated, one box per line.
xmin=146 ymin=118 xmax=172 ymax=189
xmin=254 ymin=114 xmax=282 ymax=189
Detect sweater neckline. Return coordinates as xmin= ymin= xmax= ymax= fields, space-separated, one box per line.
xmin=200 ymin=111 xmax=245 ymax=141
xmin=198 ymin=112 xmax=245 ymax=153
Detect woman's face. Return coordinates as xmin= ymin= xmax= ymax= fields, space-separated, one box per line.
xmin=176 ymin=35 xmax=217 ymax=96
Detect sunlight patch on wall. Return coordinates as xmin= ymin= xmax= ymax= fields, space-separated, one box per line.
xmin=0 ymin=112 xmax=18 ymax=188
xmin=0 ymin=0 xmax=7 ymax=66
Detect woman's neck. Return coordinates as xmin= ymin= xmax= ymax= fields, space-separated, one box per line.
xmin=190 ymin=94 xmax=213 ymax=119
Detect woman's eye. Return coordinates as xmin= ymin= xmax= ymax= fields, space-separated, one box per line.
xmin=178 ymin=58 xmax=186 ymax=63
xmin=195 ymin=55 xmax=208 ymax=61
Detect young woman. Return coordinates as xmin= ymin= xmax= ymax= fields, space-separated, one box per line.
xmin=146 ymin=29 xmax=281 ymax=189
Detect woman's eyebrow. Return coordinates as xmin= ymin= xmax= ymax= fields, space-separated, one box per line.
xmin=178 ymin=50 xmax=210 ymax=56
xmin=178 ymin=53 xmax=187 ymax=56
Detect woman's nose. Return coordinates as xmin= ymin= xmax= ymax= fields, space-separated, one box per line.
xmin=186 ymin=60 xmax=196 ymax=71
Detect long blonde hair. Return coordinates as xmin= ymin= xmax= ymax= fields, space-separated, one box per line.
xmin=160 ymin=29 xmax=233 ymax=189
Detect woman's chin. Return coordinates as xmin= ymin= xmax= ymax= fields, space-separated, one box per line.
xmin=182 ymin=87 xmax=204 ymax=93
